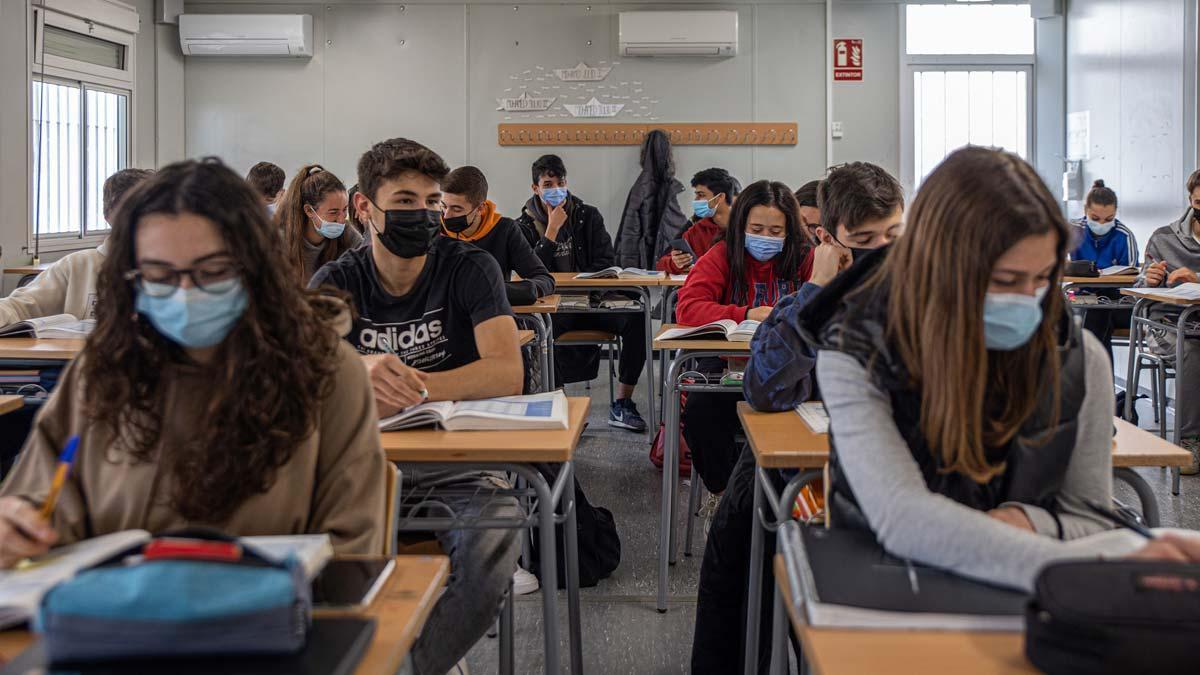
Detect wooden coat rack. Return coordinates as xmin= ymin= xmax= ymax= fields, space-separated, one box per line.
xmin=497 ymin=123 xmax=798 ymax=147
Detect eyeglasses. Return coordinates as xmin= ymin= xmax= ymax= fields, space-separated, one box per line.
xmin=125 ymin=260 xmax=242 ymax=297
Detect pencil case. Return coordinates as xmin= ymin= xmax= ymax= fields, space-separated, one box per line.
xmin=34 ymin=530 xmax=310 ymax=664
xmin=1025 ymin=560 xmax=1200 ymax=674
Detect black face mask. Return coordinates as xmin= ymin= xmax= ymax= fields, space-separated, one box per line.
xmin=373 ymin=208 xmax=442 ymax=258
xmin=442 ymin=208 xmax=478 ymax=235
xmin=833 ymin=233 xmax=873 ymax=263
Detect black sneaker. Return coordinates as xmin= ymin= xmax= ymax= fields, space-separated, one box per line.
xmin=608 ymin=398 xmax=648 ymax=432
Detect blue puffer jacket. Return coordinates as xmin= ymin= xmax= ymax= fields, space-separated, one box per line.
xmin=743 ymin=281 xmax=825 ymax=412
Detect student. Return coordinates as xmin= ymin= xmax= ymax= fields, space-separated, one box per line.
xmin=278 ymin=165 xmax=363 ymax=286
xmin=1137 ymin=169 xmax=1200 ymax=473
xmin=794 ymin=179 xmax=822 ymax=241
xmin=692 ymin=163 xmax=904 ymax=674
xmin=442 ymin=165 xmax=554 ymax=306
xmin=1070 ymin=179 xmax=1138 ymax=362
xmin=516 ymin=154 xmax=649 ymax=432
xmin=310 ymin=137 xmax=523 ymax=675
xmin=655 ymin=168 xmax=740 ymax=274
xmin=811 ymin=146 xmax=1200 ymax=595
xmin=615 ymin=130 xmax=688 ymax=269
xmin=0 ymin=158 xmax=386 ymax=565
xmin=676 ymin=180 xmax=813 ymax=500
xmin=0 ymin=168 xmax=153 ymax=328
xmin=246 ymin=161 xmax=286 ymax=214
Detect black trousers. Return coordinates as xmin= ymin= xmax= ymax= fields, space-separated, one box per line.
xmin=682 ymin=391 xmax=744 ymax=494
xmin=692 ymin=445 xmax=798 ymax=674
xmin=1081 ymin=306 xmax=1133 ymax=364
xmin=552 ymin=314 xmax=647 ymax=388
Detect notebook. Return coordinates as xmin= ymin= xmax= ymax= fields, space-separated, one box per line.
xmin=2 ymin=617 xmax=376 ymax=675
xmin=1099 ymin=265 xmax=1139 ymax=276
xmin=599 ymin=298 xmax=641 ymax=310
xmin=559 ymin=295 xmax=593 ymax=310
xmin=658 ymin=319 xmax=760 ymax=342
xmin=574 ymin=267 xmax=665 ymax=280
xmin=378 ymin=390 xmax=569 ymax=432
xmin=0 ymin=315 xmax=94 ymax=339
xmin=1123 ymin=283 xmax=1200 ymax=301
xmin=794 ymin=402 xmax=830 ymax=434
xmin=778 ymin=523 xmax=1027 ymax=631
xmin=0 ymin=532 xmax=333 ymax=630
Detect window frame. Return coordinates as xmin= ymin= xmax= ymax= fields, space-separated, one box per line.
xmin=899 ymin=5 xmax=1037 ymax=194
xmin=28 ymin=6 xmax=136 ymax=253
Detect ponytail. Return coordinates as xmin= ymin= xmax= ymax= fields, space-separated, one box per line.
xmin=279 ymin=164 xmax=350 ymax=285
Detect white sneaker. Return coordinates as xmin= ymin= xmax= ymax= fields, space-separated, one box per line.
xmin=513 ymin=566 xmax=540 ymax=596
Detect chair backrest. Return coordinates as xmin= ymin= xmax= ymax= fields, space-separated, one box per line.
xmin=384 ymin=462 xmax=400 ymax=556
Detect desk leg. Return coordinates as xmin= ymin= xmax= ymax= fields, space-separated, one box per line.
xmin=642 ymin=288 xmax=657 ymax=432
xmin=744 ymin=469 xmax=767 ymax=675
xmin=563 ymin=463 xmax=584 ymax=675
xmin=529 ymin=470 xmax=561 ymax=674
xmin=1114 ymin=467 xmax=1161 ymax=527
xmin=546 ymin=314 xmax=556 ymax=391
xmin=769 ymin=583 xmax=787 ymax=675
xmin=1123 ymin=300 xmax=1144 ymax=422
xmin=657 ymin=353 xmax=685 ymax=613
xmin=532 ymin=313 xmax=552 ymax=394
xmin=500 ymin=580 xmax=515 ymax=675
xmin=1173 ymin=468 xmax=1181 ymax=496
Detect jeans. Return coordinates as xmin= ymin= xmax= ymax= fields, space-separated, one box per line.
xmin=682 ymin=391 xmax=745 ymax=494
xmin=406 ymin=477 xmax=522 ymax=675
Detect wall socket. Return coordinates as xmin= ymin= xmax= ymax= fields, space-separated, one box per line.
xmin=831 ymin=121 xmax=844 ymax=139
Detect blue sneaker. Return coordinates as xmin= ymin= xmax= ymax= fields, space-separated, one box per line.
xmin=608 ymin=398 xmax=648 ymax=432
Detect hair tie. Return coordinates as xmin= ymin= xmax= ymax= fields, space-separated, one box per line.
xmin=307 ymin=166 xmax=324 ymax=176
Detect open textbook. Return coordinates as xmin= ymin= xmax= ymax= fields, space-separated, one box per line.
xmin=574 ymin=267 xmax=664 ymax=280
xmin=1123 ymin=282 xmax=1200 ymax=301
xmin=1099 ymin=265 xmax=1139 ymax=276
xmin=0 ymin=314 xmax=94 ymax=339
xmin=0 ymin=531 xmax=332 ymax=629
xmin=658 ymin=319 xmax=761 ymax=342
xmin=379 ymin=390 xmax=569 ymax=432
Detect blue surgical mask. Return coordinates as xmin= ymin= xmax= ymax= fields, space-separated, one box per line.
xmin=693 ymin=198 xmax=716 ymax=220
xmin=983 ymin=287 xmax=1049 ymax=351
xmin=135 ymin=280 xmax=249 ymax=349
xmin=744 ymin=233 xmax=785 ymax=262
xmin=309 ymin=208 xmax=346 ymax=240
xmin=542 ymin=187 xmax=569 ymax=209
xmin=1086 ymin=218 xmax=1116 ymax=237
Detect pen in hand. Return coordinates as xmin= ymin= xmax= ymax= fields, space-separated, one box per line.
xmin=378 ymin=338 xmax=428 ymax=403
xmin=39 ymin=435 xmax=79 ymax=522
xmin=1085 ymin=499 xmax=1154 ymax=540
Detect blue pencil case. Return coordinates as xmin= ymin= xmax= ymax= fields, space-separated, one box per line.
xmin=34 ymin=530 xmax=311 ymax=664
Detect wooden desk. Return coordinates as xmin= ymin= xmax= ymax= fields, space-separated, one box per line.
xmin=380 ymin=396 xmax=589 ymax=463
xmin=0 ymin=396 xmax=24 ymax=416
xmin=0 ymin=554 xmax=450 ymax=675
xmin=517 ymin=329 xmax=535 ymax=347
xmin=1120 ymin=288 xmax=1200 ymax=305
xmin=775 ymin=555 xmax=1036 ymax=675
xmin=513 ymin=294 xmax=561 ymax=315
xmin=0 ymin=339 xmax=85 ymax=361
xmin=653 ymin=324 xmax=753 ymax=352
xmin=2 ymin=264 xmax=51 ymax=277
xmin=1063 ymin=275 xmax=1138 ymax=286
xmin=1112 ymin=418 xmax=1193 ymax=468
xmin=738 ymin=402 xmax=828 ymax=470
xmin=659 ymin=275 xmax=688 ymax=288
xmin=550 ymin=271 xmax=664 ymax=288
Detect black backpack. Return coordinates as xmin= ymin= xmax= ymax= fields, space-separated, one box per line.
xmin=529 ymin=467 xmax=621 ymax=589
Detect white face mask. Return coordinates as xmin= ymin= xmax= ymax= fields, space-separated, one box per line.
xmin=1086 ymin=218 xmax=1116 ymax=237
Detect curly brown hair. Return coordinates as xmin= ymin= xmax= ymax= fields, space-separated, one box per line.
xmin=83 ymin=158 xmax=343 ymax=523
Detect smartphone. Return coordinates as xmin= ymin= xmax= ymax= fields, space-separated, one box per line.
xmin=311 ymin=558 xmax=396 ymax=610
xmin=669 ymin=237 xmax=695 ymax=258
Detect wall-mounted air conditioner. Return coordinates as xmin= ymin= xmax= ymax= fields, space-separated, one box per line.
xmin=618 ymin=11 xmax=737 ymax=58
xmin=178 ymin=14 xmax=313 ymax=57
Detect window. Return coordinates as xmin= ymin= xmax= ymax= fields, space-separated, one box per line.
xmin=901 ymin=4 xmax=1035 ymax=190
xmin=30 ymin=9 xmax=134 ymax=246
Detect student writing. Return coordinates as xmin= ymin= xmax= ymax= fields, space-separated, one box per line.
xmin=0 ymin=159 xmax=386 ymax=565
xmin=278 ymin=164 xmax=363 ymax=286
xmin=811 ymin=147 xmax=1200 ymax=592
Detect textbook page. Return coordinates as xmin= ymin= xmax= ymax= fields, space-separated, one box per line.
xmin=794 ymin=402 xmax=830 ymax=434
xmin=1126 ymin=283 xmax=1200 ymax=301
xmin=442 ymin=391 xmax=568 ymax=431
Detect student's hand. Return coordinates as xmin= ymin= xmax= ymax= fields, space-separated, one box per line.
xmin=987 ymin=506 xmax=1035 ymax=532
xmin=1144 ymin=261 xmax=1168 ymax=287
xmin=1167 ymin=267 xmax=1199 ymax=286
xmin=0 ymin=497 xmax=57 ymax=568
xmin=746 ymin=306 xmax=772 ymax=322
xmin=1128 ymin=533 xmax=1200 ymax=563
xmin=810 ymin=243 xmax=850 ymax=287
xmin=546 ymin=204 xmax=568 ymax=240
xmin=670 ymin=250 xmax=694 ymax=271
xmin=363 ymin=354 xmax=429 ymax=417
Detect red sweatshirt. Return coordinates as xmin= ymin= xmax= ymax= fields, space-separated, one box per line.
xmin=676 ymin=241 xmax=814 ymax=325
xmin=655 ymin=218 xmax=724 ymax=274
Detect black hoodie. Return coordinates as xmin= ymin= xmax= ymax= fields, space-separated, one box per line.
xmin=515 ymin=193 xmax=615 ymax=274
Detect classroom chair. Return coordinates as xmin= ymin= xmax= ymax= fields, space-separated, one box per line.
xmin=1125 ymin=329 xmax=1174 ymax=439
xmin=385 ymin=463 xmax=401 ymax=556
xmin=555 ymin=330 xmax=621 ymax=405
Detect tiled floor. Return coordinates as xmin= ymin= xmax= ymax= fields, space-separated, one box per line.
xmin=464 ymin=381 xmax=1199 ymax=674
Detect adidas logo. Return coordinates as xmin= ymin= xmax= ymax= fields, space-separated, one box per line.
xmin=361 ymin=320 xmax=444 ymax=352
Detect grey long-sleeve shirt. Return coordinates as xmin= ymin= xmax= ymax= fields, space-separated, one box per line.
xmin=816 ymin=331 xmax=1146 ymax=592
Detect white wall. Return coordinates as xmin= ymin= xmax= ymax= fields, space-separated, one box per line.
xmin=1066 ymin=0 xmax=1198 ymax=249
xmin=830 ymin=1 xmax=899 ymax=176
xmin=183 ymin=1 xmax=832 ymax=226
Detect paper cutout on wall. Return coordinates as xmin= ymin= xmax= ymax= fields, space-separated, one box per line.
xmin=563 ymin=97 xmax=624 ymax=118
xmin=496 ymin=92 xmax=557 ymax=112
xmin=554 ymin=62 xmax=612 ymax=82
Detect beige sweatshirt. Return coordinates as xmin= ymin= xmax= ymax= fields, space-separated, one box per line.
xmin=0 ymin=242 xmax=108 ymax=327
xmin=0 ymin=339 xmax=387 ymax=555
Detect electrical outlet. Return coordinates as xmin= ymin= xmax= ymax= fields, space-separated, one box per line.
xmin=831 ymin=122 xmax=844 ymax=139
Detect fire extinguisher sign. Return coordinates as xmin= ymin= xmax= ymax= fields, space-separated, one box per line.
xmin=833 ymin=38 xmax=863 ymax=82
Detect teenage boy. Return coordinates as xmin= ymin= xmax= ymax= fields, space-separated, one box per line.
xmin=515 ymin=154 xmax=649 ymax=431
xmin=310 ymin=138 xmax=523 ymax=675
xmin=246 ymin=161 xmax=285 ymax=213
xmin=692 ymin=162 xmax=905 ymax=674
xmin=794 ymin=179 xmax=822 ymax=242
xmin=655 ymin=168 xmax=740 ymax=274
xmin=0 ymin=168 xmax=154 ymax=328
xmin=442 ymin=165 xmax=555 ymax=306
